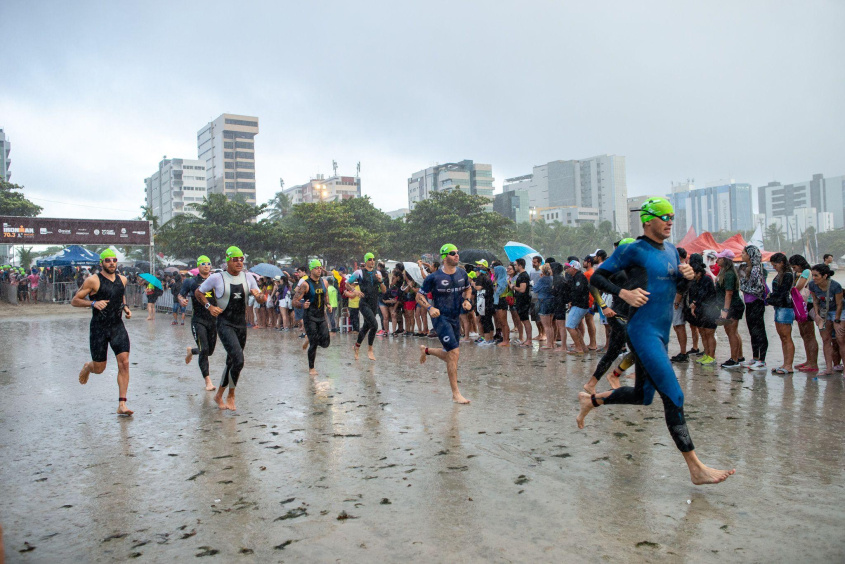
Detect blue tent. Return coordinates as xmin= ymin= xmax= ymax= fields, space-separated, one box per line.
xmin=36 ymin=245 xmax=101 ymax=267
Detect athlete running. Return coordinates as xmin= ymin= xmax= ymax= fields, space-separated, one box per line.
xmin=195 ymin=246 xmax=264 ymax=411
xmin=417 ymin=244 xmax=473 ymax=404
xmin=583 ymin=238 xmax=635 ymax=394
xmin=577 ymin=197 xmax=735 ymax=485
xmin=352 ymin=252 xmax=386 ymax=361
xmin=292 ymin=259 xmax=332 ymax=375
xmin=72 ymin=249 xmax=134 ymax=416
xmin=180 ymin=255 xmax=217 ymax=391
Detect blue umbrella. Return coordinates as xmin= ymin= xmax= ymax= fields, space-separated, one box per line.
xmin=139 ymin=273 xmax=162 ymax=290
xmin=250 ymin=263 xmax=283 ymax=278
xmin=504 ymin=241 xmax=543 ymax=264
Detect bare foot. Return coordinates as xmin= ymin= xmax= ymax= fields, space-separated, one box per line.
xmin=576 ymin=392 xmax=594 ymax=429
xmin=309 ymin=368 xmax=318 ymax=376
xmin=225 ymin=394 xmax=236 ymax=411
xmin=367 ymin=348 xmax=376 ymax=361
xmin=607 ymin=372 xmax=621 ymax=389
xmin=353 ymin=345 xmax=360 ymax=361
xmin=583 ymin=378 xmax=598 ymax=395
xmin=185 ymin=346 xmax=193 ymax=364
xmin=117 ymin=403 xmax=134 ymax=416
xmin=568 ymin=349 xmax=585 ymax=356
xmin=419 ymin=345 xmax=427 ymax=364
xmin=690 ymin=465 xmax=736 ymax=485
xmin=214 ymin=391 xmax=226 ymax=410
xmin=497 ymin=342 xmax=510 ymax=347
xmin=540 ymin=346 xmax=552 ymax=350
xmin=146 ymin=316 xmax=153 ymax=321
xmin=204 ymin=376 xmax=216 ymax=391
xmin=453 ymin=393 xmax=471 ymax=404
xmin=78 ymin=363 xmax=91 ymax=385
xmin=302 ymin=339 xmax=309 ymax=350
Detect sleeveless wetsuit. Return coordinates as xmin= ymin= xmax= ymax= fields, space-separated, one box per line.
xmin=301 ymin=277 xmax=331 ymax=369
xmin=590 ymin=237 xmax=694 ymax=453
xmin=89 ymin=273 xmax=130 ymax=362
xmin=354 ymin=268 xmax=381 ymax=347
xmin=199 ymin=271 xmax=250 ymax=389
xmin=181 ymin=274 xmax=218 ymax=378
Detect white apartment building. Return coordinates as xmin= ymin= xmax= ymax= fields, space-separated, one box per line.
xmin=0 ymin=128 xmax=10 ymax=182
xmin=283 ymin=174 xmax=361 ymax=205
xmin=385 ymin=208 xmax=409 ymax=220
xmin=503 ymin=155 xmax=628 ymax=233
xmin=197 ymin=113 xmax=258 ymax=204
xmin=145 ymin=158 xmax=207 ymax=225
xmin=758 ymin=173 xmax=845 ymax=230
xmin=536 ymin=205 xmax=600 ymax=226
xmin=764 ymin=208 xmax=834 ymax=242
xmin=407 ymin=160 xmax=494 ymax=210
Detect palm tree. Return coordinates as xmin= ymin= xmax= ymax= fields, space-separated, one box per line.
xmin=138 ymin=205 xmax=159 ymax=231
xmin=765 ymin=223 xmax=785 ymax=251
xmin=266 ymin=192 xmax=293 ymax=222
xmin=17 ymin=246 xmax=35 ymax=270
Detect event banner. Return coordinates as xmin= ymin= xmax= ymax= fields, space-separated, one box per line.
xmin=0 ymin=216 xmax=152 ymax=245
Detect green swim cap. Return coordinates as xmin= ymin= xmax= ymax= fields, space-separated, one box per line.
xmin=364 ymin=252 xmax=375 ymax=261
xmin=225 ymin=246 xmax=244 ymax=260
xmin=308 ymin=259 xmax=322 ymax=271
xmin=197 ymin=255 xmax=211 ymax=265
xmin=619 ymin=238 xmax=636 ymax=246
xmin=638 ymin=196 xmax=674 ymax=221
xmin=440 ymin=243 xmax=458 ymax=257
xmin=100 ymin=249 xmax=117 ymax=260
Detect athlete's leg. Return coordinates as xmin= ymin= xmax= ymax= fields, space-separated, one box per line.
xmin=305 ymin=316 xmax=322 ymax=374
xmin=584 ymin=319 xmax=626 ymax=393
xmin=82 ymin=323 xmax=110 ymax=385
xmin=216 ymin=323 xmax=245 ymax=409
xmin=419 ymin=316 xmax=469 ymax=403
xmin=106 ymin=324 xmax=133 ymax=415
xmin=358 ymin=304 xmax=378 ymax=358
xmin=189 ymin=321 xmax=216 ymax=390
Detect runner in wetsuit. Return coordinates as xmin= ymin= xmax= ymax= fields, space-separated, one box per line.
xmin=72 ymin=249 xmax=134 ymax=416
xmin=180 ymin=255 xmax=218 ymax=391
xmin=195 ymin=246 xmax=264 ymax=411
xmin=576 ymin=197 xmax=735 ymax=485
xmin=583 ymin=238 xmax=635 ymax=394
xmin=352 ymin=252 xmax=385 ymax=361
xmin=417 ymin=244 xmax=473 ymax=404
xmin=292 ymin=259 xmax=332 ymax=375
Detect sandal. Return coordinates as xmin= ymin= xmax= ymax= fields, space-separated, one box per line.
xmin=798 ymin=366 xmax=818 ymax=372
xmin=771 ymin=367 xmax=793 ymax=375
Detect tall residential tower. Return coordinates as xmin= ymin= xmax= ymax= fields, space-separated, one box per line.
xmin=197 ymin=114 xmax=259 ymax=204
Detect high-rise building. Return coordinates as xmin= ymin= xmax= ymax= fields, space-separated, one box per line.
xmin=283 ymin=174 xmax=361 ymax=205
xmin=407 ymin=160 xmax=494 ymax=210
xmin=668 ymin=180 xmax=753 ymax=239
xmin=197 ymin=114 xmax=258 ymax=204
xmin=627 ymin=195 xmax=652 ymax=239
xmin=757 ymin=173 xmax=845 ymax=229
xmin=0 ymin=128 xmax=10 ymax=182
xmin=385 ymin=208 xmax=410 ymax=220
xmin=145 ymin=158 xmax=207 ymax=225
xmin=493 ymin=190 xmax=530 ymax=223
xmin=502 ymin=155 xmax=628 ymax=233
xmin=536 ymin=205 xmax=600 ymax=226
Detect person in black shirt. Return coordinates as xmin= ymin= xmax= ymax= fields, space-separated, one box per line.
xmin=565 ymin=261 xmax=590 ymax=354
xmin=180 ymin=255 xmax=218 ymax=391
xmin=513 ymin=258 xmax=532 ymax=346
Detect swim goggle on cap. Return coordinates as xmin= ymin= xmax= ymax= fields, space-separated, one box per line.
xmin=440 ymin=243 xmax=458 ymax=257
xmin=618 ymin=238 xmax=636 ymax=246
xmin=100 ymin=249 xmax=117 ymax=261
xmin=308 ymin=259 xmax=322 ymax=271
xmin=637 ymin=197 xmax=674 ymax=222
xmin=197 ymin=255 xmax=211 ymax=265
xmin=225 ymin=246 xmax=244 ymax=260
xmin=364 ymin=252 xmax=375 ymax=261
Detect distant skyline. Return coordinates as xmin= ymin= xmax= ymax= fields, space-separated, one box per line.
xmin=1 ymin=0 xmax=843 ymax=221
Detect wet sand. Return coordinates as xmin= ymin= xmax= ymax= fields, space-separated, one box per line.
xmin=0 ymin=310 xmax=843 ymax=562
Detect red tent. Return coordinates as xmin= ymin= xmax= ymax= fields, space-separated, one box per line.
xmin=676 ymin=231 xmax=774 ymax=261
xmin=677 ymin=226 xmax=698 ymax=249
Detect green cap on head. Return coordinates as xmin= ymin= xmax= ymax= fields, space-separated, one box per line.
xmin=197 ymin=255 xmax=211 ymax=265
xmin=364 ymin=252 xmax=375 ymax=261
xmin=638 ymin=196 xmax=674 ymax=222
xmin=468 ymin=271 xmax=477 ymax=279
xmin=225 ymin=246 xmax=244 ymax=260
xmin=99 ymin=248 xmax=117 ymax=261
xmin=308 ymin=259 xmax=322 ymax=271
xmin=618 ymin=238 xmax=636 ymax=246
xmin=440 ymin=243 xmax=458 ymax=257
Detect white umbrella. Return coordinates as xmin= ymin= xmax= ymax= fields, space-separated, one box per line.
xmin=403 ymin=262 xmax=424 ymax=285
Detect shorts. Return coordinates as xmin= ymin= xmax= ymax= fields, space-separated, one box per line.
xmin=553 ymin=308 xmax=566 ymax=321
xmin=727 ymin=303 xmax=744 ymax=321
xmin=294 ymin=307 xmax=304 ymax=321
xmin=515 ymin=301 xmax=531 ymax=321
xmin=432 ymin=315 xmax=461 ymax=352
xmin=90 ymin=321 xmax=130 ymax=362
xmin=480 ymin=314 xmax=494 ymax=334
xmin=403 ymin=301 xmax=416 ymax=311
xmin=172 ymin=302 xmax=186 ymax=314
xmin=530 ymin=299 xmax=540 ymax=321
xmin=774 ymin=306 xmax=794 ymax=324
xmin=539 ymin=298 xmax=554 ymax=316
xmin=672 ymin=305 xmax=685 ymax=327
xmin=495 ymin=299 xmax=509 ymax=311
xmin=565 ymin=306 xmax=590 ymax=329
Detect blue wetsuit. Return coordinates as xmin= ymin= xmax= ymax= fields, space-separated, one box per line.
xmin=421 ymin=267 xmax=470 ymax=352
xmin=591 ymin=236 xmax=694 ymax=452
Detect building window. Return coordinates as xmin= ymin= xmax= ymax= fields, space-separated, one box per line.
xmin=236 ymin=161 xmax=254 ymax=169
xmin=236 ymin=172 xmax=255 ymax=179
xmin=235 ymin=142 xmax=254 ymax=149
xmin=224 ymin=141 xmax=234 ymax=149
xmin=225 ymin=182 xmax=235 ymax=189
xmin=224 ymin=162 xmax=234 ymax=169
xmin=224 ymin=152 xmax=234 ymax=159
xmin=236 ymin=182 xmax=255 ymax=190
xmin=235 ymin=151 xmax=254 ymax=160
xmin=225 ymin=172 xmax=235 ymax=179
xmin=225 ymin=119 xmax=258 ymax=127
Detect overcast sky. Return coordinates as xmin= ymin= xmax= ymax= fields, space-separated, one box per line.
xmin=2 ymin=0 xmax=843 ymax=220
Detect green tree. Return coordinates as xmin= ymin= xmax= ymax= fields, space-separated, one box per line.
xmin=17 ymin=246 xmax=35 ymax=270
xmin=138 ymin=205 xmax=159 ymax=231
xmin=266 ymin=192 xmax=293 ymax=222
xmin=765 ymin=223 xmax=786 ymax=252
xmin=0 ymin=180 xmax=42 ymax=217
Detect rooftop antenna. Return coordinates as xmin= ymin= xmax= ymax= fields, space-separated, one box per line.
xmin=279 ymin=178 xmax=284 ymax=189
xmin=332 ymin=160 xmax=338 ymax=177
xmin=356 ymin=161 xmax=361 ymax=177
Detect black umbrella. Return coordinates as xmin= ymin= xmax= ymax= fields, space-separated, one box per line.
xmin=458 ymin=249 xmax=499 ymax=265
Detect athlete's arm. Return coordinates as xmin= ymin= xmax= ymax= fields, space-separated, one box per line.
xmin=71 ymin=275 xmax=107 ymax=309
xmin=246 ymin=275 xmax=266 ymax=303
xmin=462 ymin=278 xmax=473 ymax=310
xmin=293 ymin=279 xmax=309 ymax=308
xmin=417 ymin=276 xmax=440 ymax=318
xmin=119 ymin=275 xmax=132 ymax=318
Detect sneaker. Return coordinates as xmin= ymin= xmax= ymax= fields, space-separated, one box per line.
xmin=376 ymin=330 xmax=386 ymax=336
xmin=701 ymin=355 xmax=717 ymax=366
xmin=180 ymin=322 xmax=185 ymax=325
xmin=721 ymin=359 xmax=740 ymax=369
xmin=835 ymin=364 xmax=844 ymax=372
xmin=427 ymin=330 xmax=437 ymax=338
xmin=469 ymin=332 xmax=479 ymax=338
xmin=740 ymin=358 xmax=755 ymax=367
xmin=688 ymin=348 xmax=702 ymax=356
xmin=749 ymin=360 xmax=766 ymax=370
xmin=171 ymin=321 xmax=177 ymax=325
xmin=737 ymin=357 xmax=746 ymax=364
xmin=670 ymin=353 xmax=689 ymax=363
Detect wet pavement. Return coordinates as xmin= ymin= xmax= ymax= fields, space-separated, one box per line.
xmin=1 ymin=310 xmax=843 ymax=562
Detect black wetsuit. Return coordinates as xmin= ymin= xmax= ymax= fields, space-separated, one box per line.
xmin=355 ymin=268 xmax=381 ymax=347
xmin=591 ymin=270 xmax=629 ymax=382
xmin=302 ymin=277 xmax=331 ymax=369
xmin=206 ymin=272 xmax=249 ymax=389
xmin=89 ymin=273 xmax=130 ymax=362
xmin=181 ymin=274 xmax=217 ymax=378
